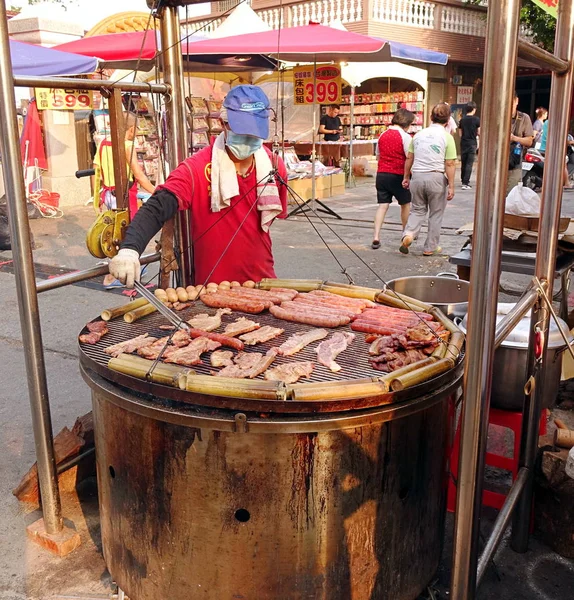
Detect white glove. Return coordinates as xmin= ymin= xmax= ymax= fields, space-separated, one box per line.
xmin=109 ymin=248 xmax=141 ymax=288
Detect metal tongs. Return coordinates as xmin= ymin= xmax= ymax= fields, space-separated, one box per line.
xmin=133 ymin=281 xmax=190 ymax=331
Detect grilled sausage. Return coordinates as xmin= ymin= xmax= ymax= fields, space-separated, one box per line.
xmin=269 ymin=305 xmax=349 ymax=327
xmin=350 ymin=321 xmax=406 ymax=335
xmin=201 ymin=292 xmax=266 ymax=314
xmin=188 ymin=329 xmax=244 ymax=351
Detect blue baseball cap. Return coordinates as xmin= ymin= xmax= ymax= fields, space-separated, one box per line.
xmin=223 ymin=85 xmax=270 ymax=140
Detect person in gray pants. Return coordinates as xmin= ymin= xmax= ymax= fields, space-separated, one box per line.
xmin=400 ymin=103 xmax=456 ymax=256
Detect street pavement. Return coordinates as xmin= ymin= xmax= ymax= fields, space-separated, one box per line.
xmin=0 ymin=175 xmax=573 ymax=599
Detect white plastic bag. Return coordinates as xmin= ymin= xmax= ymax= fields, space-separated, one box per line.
xmin=505 ymin=185 xmax=541 ymax=216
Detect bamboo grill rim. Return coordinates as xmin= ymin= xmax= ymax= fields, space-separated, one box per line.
xmin=89 ymin=278 xmax=465 ymax=406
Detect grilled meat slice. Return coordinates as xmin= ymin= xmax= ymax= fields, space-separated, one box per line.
xmin=223 ymin=317 xmax=261 ymax=337
xmin=315 ymin=332 xmax=355 ymax=372
xmin=210 ymin=350 xmax=235 ymax=368
xmin=104 ymin=334 xmax=156 ymax=358
xmin=264 ymin=361 xmax=315 ymax=384
xmin=369 ymin=349 xmax=428 ymax=372
xmin=80 ymin=321 xmax=109 ymax=345
xmin=239 ymin=325 xmax=285 ymax=346
xmin=278 ymin=328 xmax=328 ymax=356
xmin=165 ymin=338 xmax=221 ymax=366
xmin=187 ymin=308 xmax=232 ymax=332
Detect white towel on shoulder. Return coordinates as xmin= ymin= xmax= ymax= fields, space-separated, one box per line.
xmin=210 ymin=132 xmax=282 ymax=232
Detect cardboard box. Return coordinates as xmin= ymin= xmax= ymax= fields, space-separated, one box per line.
xmin=330 ymin=173 xmax=345 ymax=192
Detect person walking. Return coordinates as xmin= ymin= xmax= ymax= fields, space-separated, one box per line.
xmin=399 ymin=103 xmax=456 ymax=256
xmin=507 ymin=93 xmax=534 ymax=196
xmin=532 ymin=107 xmax=548 ymax=144
xmin=371 ymin=108 xmax=415 ymax=249
xmin=458 ymin=101 xmax=480 ymax=189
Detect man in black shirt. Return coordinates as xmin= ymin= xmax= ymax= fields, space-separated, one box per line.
xmin=458 ymin=101 xmax=480 ymax=189
xmin=319 ymin=104 xmax=343 ymax=141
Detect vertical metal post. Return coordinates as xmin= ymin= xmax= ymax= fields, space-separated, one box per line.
xmin=311 ymin=59 xmax=317 ymax=207
xmin=159 ymin=6 xmax=192 ymax=286
xmin=108 ymin=89 xmax=129 ymax=209
xmin=0 ymin=0 xmax=62 ymax=533
xmin=348 ymin=86 xmax=355 ymax=187
xmin=512 ymin=0 xmax=574 ymax=552
xmin=450 ymin=0 xmax=521 ymax=597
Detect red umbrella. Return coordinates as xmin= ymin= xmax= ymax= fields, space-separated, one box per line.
xmin=53 ymin=30 xmax=272 ymax=71
xmin=182 ymin=23 xmax=394 ymax=63
xmin=20 ymin=99 xmax=47 ymax=171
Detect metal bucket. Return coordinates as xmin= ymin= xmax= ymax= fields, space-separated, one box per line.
xmin=386 ymin=273 xmax=469 ymax=320
xmin=82 ymin=365 xmax=462 ymax=600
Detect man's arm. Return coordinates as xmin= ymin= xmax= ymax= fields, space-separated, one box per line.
xmin=512 ymin=114 xmax=535 ymax=148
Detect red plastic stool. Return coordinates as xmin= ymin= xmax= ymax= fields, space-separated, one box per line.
xmin=447 ymin=407 xmax=548 ymax=512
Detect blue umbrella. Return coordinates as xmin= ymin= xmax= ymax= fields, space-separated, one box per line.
xmin=10 ymin=40 xmax=98 ymax=76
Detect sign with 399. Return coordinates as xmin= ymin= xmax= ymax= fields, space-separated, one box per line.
xmin=35 ymin=88 xmax=94 ymax=111
xmin=293 ymin=65 xmax=342 ymax=105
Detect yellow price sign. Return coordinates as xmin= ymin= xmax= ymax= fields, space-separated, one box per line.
xmin=35 ymin=88 xmax=94 ymax=111
xmin=293 ymin=65 xmax=342 ymax=105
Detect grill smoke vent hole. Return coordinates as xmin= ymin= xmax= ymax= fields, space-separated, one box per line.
xmin=235 ymin=509 xmax=250 ymax=522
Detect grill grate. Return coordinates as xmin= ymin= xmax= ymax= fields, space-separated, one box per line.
xmin=80 ymin=302 xmax=384 ymax=384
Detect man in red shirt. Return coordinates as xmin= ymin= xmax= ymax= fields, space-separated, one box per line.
xmin=109 ymin=85 xmax=288 ymax=286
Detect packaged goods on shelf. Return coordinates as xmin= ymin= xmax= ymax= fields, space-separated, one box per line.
xmin=208 ymin=117 xmax=223 ymax=133
xmin=206 ymin=99 xmax=222 ymax=116
xmin=192 ymin=131 xmax=210 ymax=147
xmin=186 ymin=96 xmax=208 ymax=116
xmin=193 ymin=116 xmax=209 ymax=131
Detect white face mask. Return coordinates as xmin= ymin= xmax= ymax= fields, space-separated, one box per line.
xmin=225 ymin=130 xmax=263 ymax=160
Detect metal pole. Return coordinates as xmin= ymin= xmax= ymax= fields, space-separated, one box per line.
xmin=0 ymin=0 xmax=62 ymax=533
xmin=512 ymin=0 xmax=574 ymax=552
xmin=450 ymin=0 xmax=521 ymax=597
xmin=477 ymin=467 xmax=529 ymax=585
xmin=36 ymin=252 xmax=160 ymax=294
xmin=311 ymin=59 xmax=317 ymax=208
xmin=13 ymin=75 xmax=168 ymax=94
xmin=494 ymin=286 xmax=540 ymax=348
xmin=348 ymin=86 xmax=355 ymax=187
xmin=517 ymin=39 xmax=569 ymax=74
xmin=159 ymin=6 xmax=192 ymax=286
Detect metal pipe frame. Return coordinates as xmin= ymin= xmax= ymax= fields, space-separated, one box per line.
xmin=13 ymin=75 xmax=168 ymax=94
xmin=512 ymin=0 xmax=574 ymax=552
xmin=494 ymin=285 xmax=541 ymax=349
xmin=0 ymin=1 xmax=62 ymax=533
xmin=477 ymin=467 xmax=529 ymax=585
xmin=517 ymin=39 xmax=570 ymax=74
xmin=159 ymin=5 xmax=192 ymax=287
xmin=450 ymin=0 xmax=522 ymax=597
xmin=36 ymin=253 xmax=161 ymax=294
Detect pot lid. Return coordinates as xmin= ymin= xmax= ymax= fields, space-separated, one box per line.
xmin=461 ymin=302 xmax=573 ymax=349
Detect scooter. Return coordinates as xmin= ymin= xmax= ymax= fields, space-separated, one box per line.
xmin=522 ymin=139 xmax=574 ymax=190
xmin=522 ymin=148 xmax=544 ymax=190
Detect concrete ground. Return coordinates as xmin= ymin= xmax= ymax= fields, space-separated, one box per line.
xmin=0 ymin=175 xmax=573 ymax=599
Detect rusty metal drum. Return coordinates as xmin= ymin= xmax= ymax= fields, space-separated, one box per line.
xmin=82 ymin=363 xmax=462 ymax=600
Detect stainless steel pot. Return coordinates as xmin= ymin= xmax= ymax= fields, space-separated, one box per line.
xmin=461 ymin=303 xmax=573 ymax=410
xmin=386 ymin=272 xmax=469 ymax=320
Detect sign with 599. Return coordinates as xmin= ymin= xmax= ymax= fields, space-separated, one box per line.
xmin=293 ymin=65 xmax=342 ymax=105
xmin=35 ymin=88 xmax=94 ymax=111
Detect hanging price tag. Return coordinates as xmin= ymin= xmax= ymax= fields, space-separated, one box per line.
xmin=293 ymin=65 xmax=342 ymax=105
xmin=35 ymin=88 xmax=94 ymax=111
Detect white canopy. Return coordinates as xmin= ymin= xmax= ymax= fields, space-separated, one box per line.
xmin=210 ymin=3 xmax=270 ymax=39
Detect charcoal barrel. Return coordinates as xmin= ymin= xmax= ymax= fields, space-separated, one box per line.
xmin=82 ymin=362 xmax=462 ymax=600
